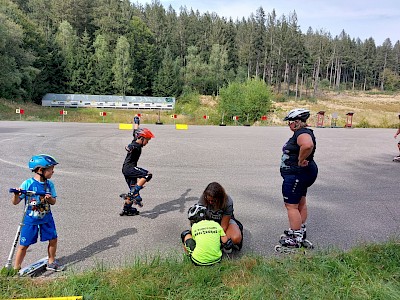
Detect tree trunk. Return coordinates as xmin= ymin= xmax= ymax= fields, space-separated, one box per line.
xmin=295 ymin=63 xmax=299 ymax=99
xmin=380 ymin=51 xmax=387 ymax=91
xmin=313 ymin=56 xmax=320 ymax=96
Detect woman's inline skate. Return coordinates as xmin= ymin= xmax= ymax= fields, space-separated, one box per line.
xmin=275 ymin=224 xmax=314 ymax=253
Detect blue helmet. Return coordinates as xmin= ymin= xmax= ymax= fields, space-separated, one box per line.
xmin=29 ymin=154 xmax=58 ymax=171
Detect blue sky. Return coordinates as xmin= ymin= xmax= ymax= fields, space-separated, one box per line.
xmin=133 ymin=0 xmax=399 ymax=45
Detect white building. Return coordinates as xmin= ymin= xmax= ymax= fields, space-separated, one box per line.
xmin=42 ymin=93 xmax=175 ymax=110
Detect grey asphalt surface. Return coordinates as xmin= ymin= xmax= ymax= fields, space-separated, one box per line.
xmin=0 ymin=121 xmax=399 ymax=274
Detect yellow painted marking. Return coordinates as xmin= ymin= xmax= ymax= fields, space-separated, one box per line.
xmin=175 ymin=124 xmax=188 ymax=130
xmin=119 ymin=123 xmax=133 ymax=130
xmin=13 ymin=297 xmax=83 ymax=300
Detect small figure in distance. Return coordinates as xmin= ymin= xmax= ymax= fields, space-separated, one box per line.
xmin=393 ymin=113 xmax=400 ymax=162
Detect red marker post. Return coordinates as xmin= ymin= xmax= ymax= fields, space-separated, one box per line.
xmin=316 ymin=111 xmax=325 ymax=128
xmin=16 ymin=108 xmax=24 ymax=120
xmin=232 ymin=115 xmax=239 ymax=125
xmin=171 ymin=114 xmax=177 ymax=124
xmin=345 ymin=112 xmax=354 ymax=128
xmin=100 ymin=111 xmax=107 ymax=123
xmin=59 ymin=109 xmax=67 ymax=122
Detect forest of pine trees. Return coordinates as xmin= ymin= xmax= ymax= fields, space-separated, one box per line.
xmin=1 ymin=0 xmax=399 ymax=104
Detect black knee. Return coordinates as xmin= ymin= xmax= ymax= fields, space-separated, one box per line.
xmin=181 ymin=229 xmax=191 ymax=243
xmin=145 ymin=173 xmax=152 ymax=182
xmin=184 ymin=238 xmax=196 ymax=252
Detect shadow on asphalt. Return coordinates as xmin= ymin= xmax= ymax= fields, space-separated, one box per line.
xmin=139 ymin=189 xmax=199 ymax=219
xmin=58 ymin=228 xmax=137 ymax=268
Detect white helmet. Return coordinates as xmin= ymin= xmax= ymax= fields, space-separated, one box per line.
xmin=283 ymin=108 xmax=310 ymax=121
xmin=187 ymin=204 xmax=208 ymax=222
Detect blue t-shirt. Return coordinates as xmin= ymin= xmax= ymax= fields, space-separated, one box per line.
xmin=19 ymin=178 xmax=57 ymax=225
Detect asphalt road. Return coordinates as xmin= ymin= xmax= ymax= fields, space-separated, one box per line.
xmin=0 ymin=121 xmax=399 ymax=274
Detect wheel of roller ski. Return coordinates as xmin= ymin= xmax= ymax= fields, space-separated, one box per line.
xmin=275 ymin=245 xmax=296 ymax=254
xmin=302 ymin=239 xmax=314 ymax=249
xmin=119 ymin=209 xmax=139 ymax=216
xmin=280 ymin=233 xmax=288 ymax=239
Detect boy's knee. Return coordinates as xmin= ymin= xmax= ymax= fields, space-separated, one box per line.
xmin=48 ymin=238 xmax=58 ymax=246
xmin=18 ymin=245 xmax=29 ymax=251
xmin=145 ymin=173 xmax=152 ymax=182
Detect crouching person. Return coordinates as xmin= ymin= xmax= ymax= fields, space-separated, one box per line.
xmin=181 ymin=204 xmax=232 ymax=266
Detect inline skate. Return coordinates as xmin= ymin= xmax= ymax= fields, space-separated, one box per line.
xmin=275 ymin=228 xmax=314 ymax=254
xmin=119 ymin=190 xmax=143 ymax=207
xmin=119 ymin=196 xmax=140 ymax=216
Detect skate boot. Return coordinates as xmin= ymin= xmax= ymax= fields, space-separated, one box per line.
xmin=119 ymin=203 xmax=139 ymax=216
xmin=129 ymin=185 xmax=144 ymax=207
xmin=393 ymin=155 xmax=400 ymax=162
xmin=281 ymin=224 xmax=307 ymax=239
xmin=280 ymin=225 xmax=313 ymax=249
xmin=275 ymin=230 xmax=304 ymax=254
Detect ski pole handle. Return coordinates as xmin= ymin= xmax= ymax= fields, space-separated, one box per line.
xmin=9 ymin=188 xmax=46 ymax=196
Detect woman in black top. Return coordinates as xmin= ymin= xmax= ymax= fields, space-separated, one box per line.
xmin=278 ymin=109 xmax=318 ymax=250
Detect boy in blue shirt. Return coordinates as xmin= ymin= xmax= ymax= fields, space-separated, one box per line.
xmin=11 ymin=154 xmax=65 ymax=272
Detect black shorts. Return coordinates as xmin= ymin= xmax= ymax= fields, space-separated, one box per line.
xmin=281 ymin=162 xmax=318 ymax=204
xmin=123 ymin=167 xmax=148 ymax=187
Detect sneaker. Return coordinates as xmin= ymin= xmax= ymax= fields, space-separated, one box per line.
xmin=46 ymin=260 xmax=66 ymax=272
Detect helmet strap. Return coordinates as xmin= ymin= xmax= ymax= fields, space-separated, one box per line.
xmin=35 ymin=167 xmax=48 ymax=183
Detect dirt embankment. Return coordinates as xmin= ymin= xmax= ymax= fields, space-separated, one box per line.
xmin=273 ymin=92 xmax=399 ymax=127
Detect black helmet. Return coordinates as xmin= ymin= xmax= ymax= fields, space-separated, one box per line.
xmin=283 ymin=108 xmax=310 ymax=122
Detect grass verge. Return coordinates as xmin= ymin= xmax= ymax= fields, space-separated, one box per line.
xmin=1 ymin=241 xmax=399 ymax=300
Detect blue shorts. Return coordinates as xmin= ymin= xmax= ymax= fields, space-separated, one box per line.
xmin=281 ymin=162 xmax=318 ymax=204
xmin=20 ymin=218 xmax=57 ymax=246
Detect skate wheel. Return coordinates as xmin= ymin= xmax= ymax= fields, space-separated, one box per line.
xmin=275 ymin=245 xmax=282 ymax=252
xmin=302 ymin=240 xmax=314 ymax=249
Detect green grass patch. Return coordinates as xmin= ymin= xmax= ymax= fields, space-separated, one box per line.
xmin=1 ymin=241 xmax=399 ymax=300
